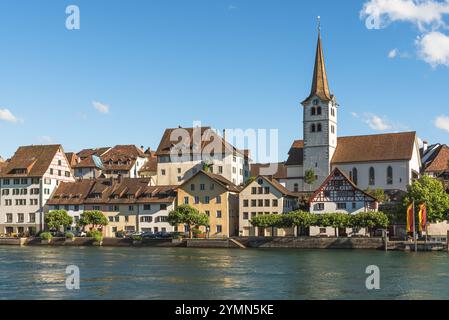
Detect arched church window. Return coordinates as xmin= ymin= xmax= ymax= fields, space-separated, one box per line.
xmin=352 ymin=168 xmax=358 ymax=185
xmin=311 ymin=107 xmax=316 ymax=116
xmin=317 ymin=107 xmax=322 ymax=115
xmin=369 ymin=167 xmax=375 ymax=186
xmin=387 ymin=166 xmax=393 ymax=185
xmin=294 ymin=183 xmax=299 ymax=192
xmin=317 ymin=123 xmax=322 ymax=132
xmin=311 ymin=124 xmax=316 ymax=132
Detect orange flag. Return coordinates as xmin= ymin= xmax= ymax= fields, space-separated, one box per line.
xmin=419 ymin=203 xmax=427 ymax=233
xmin=407 ymin=203 xmax=414 ymax=233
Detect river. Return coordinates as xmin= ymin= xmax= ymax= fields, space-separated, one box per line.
xmin=0 ymin=246 xmax=448 ymax=300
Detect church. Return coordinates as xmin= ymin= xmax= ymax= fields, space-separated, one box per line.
xmin=275 ymin=29 xmax=421 ymax=195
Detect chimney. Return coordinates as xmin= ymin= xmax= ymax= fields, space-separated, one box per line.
xmin=423 ymin=141 xmax=429 ymax=153
xmin=223 ymin=129 xmax=227 ymax=142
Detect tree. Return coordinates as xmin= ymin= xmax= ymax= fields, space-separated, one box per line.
xmin=365 ymin=187 xmax=388 ymax=204
xmin=404 ymin=175 xmax=449 ymax=222
xmin=327 ymin=213 xmax=351 ymax=237
xmin=304 ymin=169 xmax=317 ymax=191
xmin=78 ymin=211 xmax=109 ymax=231
xmin=168 ymin=205 xmax=210 ymax=238
xmin=285 ymin=211 xmax=317 ymax=236
xmin=250 ymin=214 xmax=282 ymax=236
xmin=244 ymin=177 xmax=257 ymax=187
xmin=45 ymin=210 xmax=73 ymax=232
xmin=350 ymin=212 xmax=389 ymax=236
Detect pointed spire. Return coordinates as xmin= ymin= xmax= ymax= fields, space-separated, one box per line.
xmin=302 ymin=18 xmax=332 ymax=105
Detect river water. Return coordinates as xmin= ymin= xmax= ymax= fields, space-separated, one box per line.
xmin=0 ymin=246 xmax=448 ymax=300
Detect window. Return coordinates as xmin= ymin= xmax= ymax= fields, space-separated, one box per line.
xmin=177 ymin=176 xmax=182 ymax=182
xmin=272 ymin=199 xmax=278 ymax=207
xmin=216 ymin=225 xmax=223 ymax=233
xmin=216 ymin=196 xmax=221 ymax=204
xmin=351 ymin=168 xmax=358 ymax=185
xmin=115 ymin=216 xmax=120 ymax=222
xmin=265 ymin=199 xmax=270 ymax=207
xmin=320 ymin=228 xmax=327 ymax=234
xmin=352 ymin=203 xmax=356 ymax=209
xmin=184 ymin=197 xmax=189 ymax=205
xmin=218 ymin=166 xmax=223 ymax=174
xmin=294 ymin=183 xmax=299 ymax=192
xmin=317 ymin=123 xmax=322 ymax=132
xmin=243 ymin=212 xmax=249 ymax=220
xmin=243 ymin=200 xmax=249 ymax=207
xmin=264 ymin=187 xmax=270 ymax=194
xmin=32 ymin=178 xmax=39 ymax=184
xmin=161 ymin=169 xmax=166 ymax=176
xmin=58 ymin=170 xmax=62 ymax=176
xmin=125 ymin=216 xmax=129 ymax=223
xmin=194 ymin=196 xmax=200 ymax=204
xmin=13 ymin=179 xmax=20 ymax=185
xmin=210 ymin=184 xmax=215 ymax=190
xmin=311 ymin=107 xmax=316 ymax=116
xmin=21 ymin=178 xmax=28 ymax=184
xmin=190 ymin=184 xmax=195 ymax=191
xmin=251 ymin=187 xmax=257 ymax=195
xmin=93 ymin=205 xmax=101 ymax=211
xmin=44 ymin=189 xmax=50 ymax=195
xmin=29 ymin=213 xmax=36 ymax=223
xmin=140 ymin=216 xmax=152 ymax=223
xmin=369 ymin=167 xmax=375 ymax=186
xmin=216 ymin=211 xmax=222 ymax=218
xmin=128 ymin=206 xmax=134 ymax=211
xmin=337 ymin=203 xmax=347 ymax=210
xmin=3 ymin=179 xmax=10 ymax=185
xmin=6 ymin=214 xmax=13 ymax=223
xmin=30 ymin=199 xmax=38 ymax=206
xmin=65 ymin=171 xmax=70 ymax=177
xmin=205 ymin=196 xmax=210 ymax=204
xmin=17 ymin=213 xmax=24 ymax=223
xmin=258 ymin=187 xmax=263 ymax=194
xmin=177 ymin=168 xmax=181 ymax=174
xmin=311 ymin=124 xmax=316 ymax=132
xmin=387 ymin=166 xmax=393 ymax=185
xmin=50 ymin=169 xmax=54 ymax=175
xmin=5 ymin=200 xmax=12 ymax=206
xmin=2 ymin=189 xmax=9 ymax=196
xmin=317 ymin=106 xmax=322 ymax=115
xmin=331 ymin=125 xmax=335 ymax=134
xmin=251 ymin=200 xmax=257 ymax=207
xmin=200 ymin=184 xmax=205 ymax=191
xmin=314 ymin=203 xmax=324 ymax=211
xmin=258 ymin=199 xmax=263 ymax=207
xmin=160 ymin=204 xmax=167 ymax=210
xmin=58 ymin=160 xmax=62 ymax=166
xmin=109 ymin=216 xmax=114 ymax=222
xmin=144 ymin=204 xmax=151 ymax=211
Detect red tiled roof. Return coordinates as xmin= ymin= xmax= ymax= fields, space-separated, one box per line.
xmin=425 ymin=145 xmax=449 ymax=173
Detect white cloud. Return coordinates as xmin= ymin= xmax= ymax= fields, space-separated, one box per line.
xmin=361 ymin=0 xmax=449 ymax=31
xmin=388 ymin=48 xmax=399 ymax=58
xmin=228 ymin=4 xmax=237 ymax=10
xmin=0 ymin=108 xmax=20 ymax=123
xmin=351 ymin=112 xmax=359 ymax=118
xmin=435 ymin=115 xmax=449 ymax=132
xmin=364 ymin=113 xmax=393 ymax=131
xmin=38 ymin=136 xmax=53 ymax=144
xmin=92 ymin=101 xmax=110 ymax=114
xmin=416 ymin=31 xmax=449 ymax=66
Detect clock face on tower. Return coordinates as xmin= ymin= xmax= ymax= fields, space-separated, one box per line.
xmin=313 ymin=99 xmax=319 ymax=106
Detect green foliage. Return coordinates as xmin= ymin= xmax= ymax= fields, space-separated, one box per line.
xmin=350 ymin=211 xmax=389 ymax=230
xmin=65 ymin=232 xmax=75 ymax=239
xmin=78 ymin=211 xmax=109 ymax=229
xmin=244 ymin=177 xmax=257 ymax=187
xmin=87 ymin=230 xmax=103 ymax=242
xmin=132 ymin=235 xmax=143 ymax=241
xmin=45 ymin=210 xmax=73 ymax=231
xmin=168 ymin=205 xmax=210 ymax=238
xmin=304 ymin=169 xmax=317 ymax=186
xmin=192 ymin=228 xmax=203 ymax=235
xmin=40 ymin=232 xmax=53 ymax=240
xmin=404 ymin=175 xmax=449 ymax=222
xmin=365 ymin=187 xmax=388 ymax=203
xmin=381 ymin=204 xmax=406 ymax=224
xmin=250 ymin=214 xmax=283 ymax=228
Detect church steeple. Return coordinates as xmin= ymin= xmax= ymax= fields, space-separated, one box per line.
xmin=302 ymin=22 xmax=332 ymax=105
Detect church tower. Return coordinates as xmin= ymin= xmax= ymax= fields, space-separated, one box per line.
xmin=301 ymin=25 xmax=338 ymax=190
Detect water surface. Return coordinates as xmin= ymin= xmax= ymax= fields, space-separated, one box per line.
xmin=0 ymin=246 xmax=447 ymax=300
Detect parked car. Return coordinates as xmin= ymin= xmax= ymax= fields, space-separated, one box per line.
xmin=155 ymin=231 xmax=171 ymax=239
xmin=142 ymin=232 xmax=157 ymax=239
xmin=115 ymin=231 xmax=126 ymax=238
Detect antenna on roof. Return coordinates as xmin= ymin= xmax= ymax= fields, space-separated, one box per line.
xmin=317 ymin=15 xmax=321 ymax=32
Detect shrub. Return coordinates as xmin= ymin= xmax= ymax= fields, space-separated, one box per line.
xmin=87 ymin=230 xmax=103 ymax=242
xmin=65 ymin=232 xmax=75 ymax=239
xmin=132 ymin=235 xmax=143 ymax=241
xmin=40 ymin=232 xmax=53 ymax=240
xmin=192 ymin=228 xmax=202 ymax=235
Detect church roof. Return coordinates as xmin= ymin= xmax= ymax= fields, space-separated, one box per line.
xmin=424 ymin=144 xmax=449 ymax=173
xmin=288 ymin=132 xmax=417 ymax=166
xmin=302 ymin=30 xmax=332 ymax=105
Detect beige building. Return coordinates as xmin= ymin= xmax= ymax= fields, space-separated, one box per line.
xmin=0 ymin=145 xmax=75 ymax=236
xmin=47 ymin=177 xmax=177 ymax=237
xmin=156 ymin=127 xmax=250 ymax=186
xmin=177 ymin=170 xmax=240 ymax=238
xmin=239 ymin=175 xmax=298 ymax=237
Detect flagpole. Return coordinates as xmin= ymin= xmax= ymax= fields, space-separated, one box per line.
xmin=413 ymin=200 xmax=417 ymax=252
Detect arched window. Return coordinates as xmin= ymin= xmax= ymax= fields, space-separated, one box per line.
xmin=317 ymin=107 xmax=322 ymax=115
xmin=311 ymin=107 xmax=316 ymax=116
xmin=352 ymin=167 xmax=358 ymax=185
xmin=294 ymin=183 xmax=299 ymax=192
xmin=369 ymin=167 xmax=375 ymax=186
xmin=387 ymin=166 xmax=393 ymax=185
xmin=311 ymin=124 xmax=316 ymax=132
xmin=317 ymin=123 xmax=322 ymax=132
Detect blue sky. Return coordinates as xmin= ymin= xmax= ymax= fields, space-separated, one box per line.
xmin=1 ymin=0 xmax=449 ymax=160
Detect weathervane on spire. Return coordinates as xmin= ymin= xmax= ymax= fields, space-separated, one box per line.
xmin=317 ymin=15 xmax=321 ymax=32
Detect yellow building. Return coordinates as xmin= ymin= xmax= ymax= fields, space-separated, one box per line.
xmin=177 ymin=170 xmax=241 ymax=238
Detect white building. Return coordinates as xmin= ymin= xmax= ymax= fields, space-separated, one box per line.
xmin=309 ymin=168 xmax=378 ymax=237
xmin=264 ymin=28 xmax=421 ymax=194
xmin=156 ymin=127 xmax=250 ymax=186
xmin=0 ymin=145 xmax=75 ymax=235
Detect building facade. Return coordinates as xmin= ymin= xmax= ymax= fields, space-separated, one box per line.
xmin=177 ymin=170 xmax=240 ymax=238
xmin=0 ymin=145 xmax=75 ymax=235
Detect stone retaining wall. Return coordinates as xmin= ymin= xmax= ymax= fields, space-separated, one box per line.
xmin=235 ymin=237 xmax=385 ymax=249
